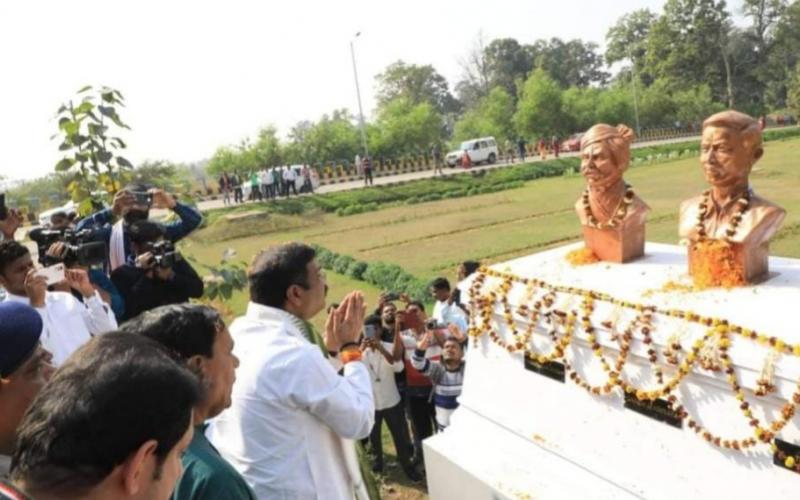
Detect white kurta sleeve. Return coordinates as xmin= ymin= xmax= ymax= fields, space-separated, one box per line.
xmin=80 ymin=291 xmax=118 ymax=335
xmin=289 ymin=346 xmax=375 ymax=440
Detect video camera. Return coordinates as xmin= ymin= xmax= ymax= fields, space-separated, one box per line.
xmin=35 ymin=228 xmax=107 ymax=268
xmin=149 ymin=240 xmax=179 ymax=268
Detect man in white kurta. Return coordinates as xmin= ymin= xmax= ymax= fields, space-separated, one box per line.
xmin=208 ymin=243 xmax=374 ymax=499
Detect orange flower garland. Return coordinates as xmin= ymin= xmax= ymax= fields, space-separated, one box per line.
xmin=690 ymin=239 xmax=746 ymax=289
xmin=566 ymin=247 xmax=601 ymax=266
xmin=467 ymin=267 xmax=800 ymax=455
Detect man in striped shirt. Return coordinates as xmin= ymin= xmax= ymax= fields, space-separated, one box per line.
xmin=411 ymin=332 xmax=465 ymax=430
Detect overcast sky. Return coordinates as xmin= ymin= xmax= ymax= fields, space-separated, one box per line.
xmin=0 ymin=0 xmax=745 ymax=182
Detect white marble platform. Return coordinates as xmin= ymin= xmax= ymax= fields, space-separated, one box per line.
xmin=424 ymin=242 xmax=800 ymax=499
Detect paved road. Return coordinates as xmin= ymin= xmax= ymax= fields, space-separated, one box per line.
xmin=197 ymin=134 xmax=703 ymax=212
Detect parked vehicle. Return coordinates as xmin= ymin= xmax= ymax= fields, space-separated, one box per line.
xmin=562 ymin=133 xmax=584 ymax=153
xmin=446 ymin=137 xmax=499 ymax=167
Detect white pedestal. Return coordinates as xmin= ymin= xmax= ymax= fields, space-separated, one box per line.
xmin=424 ymin=242 xmax=800 ymax=499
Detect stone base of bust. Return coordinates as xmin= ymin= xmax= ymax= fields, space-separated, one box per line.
xmin=687 ymin=239 xmax=770 ymax=284
xmin=581 ymin=222 xmax=645 ymax=263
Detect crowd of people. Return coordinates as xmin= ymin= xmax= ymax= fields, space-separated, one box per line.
xmin=217 ymin=165 xmax=317 ymax=207
xmin=0 ymin=180 xmax=484 ymax=499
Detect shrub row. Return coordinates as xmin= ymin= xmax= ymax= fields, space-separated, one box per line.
xmin=312 ymin=245 xmax=431 ymax=303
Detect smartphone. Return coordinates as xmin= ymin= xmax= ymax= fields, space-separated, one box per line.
xmin=384 ymin=291 xmax=400 ymax=301
xmin=400 ymin=311 xmax=422 ymax=331
xmin=132 ymin=191 xmax=153 ymax=207
xmin=364 ymin=324 xmax=378 ymax=340
xmin=36 ymin=263 xmax=66 ymax=286
xmin=0 ymin=193 xmax=7 ymax=221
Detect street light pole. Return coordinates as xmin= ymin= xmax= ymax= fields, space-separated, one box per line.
xmin=350 ymin=33 xmax=370 ymax=160
xmin=629 ymin=48 xmax=641 ymax=138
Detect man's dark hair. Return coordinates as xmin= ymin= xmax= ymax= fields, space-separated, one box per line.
xmin=11 ymin=333 xmax=201 ymax=496
xmin=461 ymin=260 xmax=480 ymax=277
xmin=430 ymin=277 xmax=451 ymax=292
xmin=119 ymin=303 xmax=222 ymax=360
xmin=0 ymin=240 xmax=30 ymax=275
xmin=406 ymin=300 xmax=426 ymax=313
xmin=128 ymin=220 xmax=165 ymax=245
xmin=249 ymin=243 xmax=316 ymax=308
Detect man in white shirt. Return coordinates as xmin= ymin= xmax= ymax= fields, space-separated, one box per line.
xmin=208 ymin=242 xmax=374 ymax=499
xmin=259 ymin=168 xmax=274 ymax=200
xmin=361 ymin=313 xmax=419 ymax=480
xmin=430 ymin=277 xmax=468 ymax=335
xmin=0 ymin=241 xmax=117 ymax=366
xmin=282 ymin=166 xmax=299 ymax=197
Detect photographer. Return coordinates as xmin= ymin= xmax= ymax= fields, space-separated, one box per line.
xmin=411 ymin=332 xmax=466 ymax=431
xmin=75 ymin=183 xmax=203 ymax=272
xmin=390 ymin=301 xmax=440 ymax=463
xmin=0 ymin=240 xmax=118 ymax=367
xmin=111 ymin=220 xmax=203 ymax=322
xmin=361 ymin=313 xmax=419 ymax=480
xmin=0 ymin=195 xmax=22 ymax=242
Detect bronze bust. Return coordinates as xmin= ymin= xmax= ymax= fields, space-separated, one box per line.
xmin=575 ymin=124 xmax=649 ymax=263
xmin=679 ymin=110 xmax=785 ymax=283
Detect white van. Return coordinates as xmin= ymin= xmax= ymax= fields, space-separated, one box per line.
xmin=446 ymin=137 xmax=499 ymax=167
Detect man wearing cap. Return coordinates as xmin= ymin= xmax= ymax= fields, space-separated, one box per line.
xmin=0 ymin=302 xmax=55 ymax=479
xmin=0 ymin=241 xmax=117 ymax=366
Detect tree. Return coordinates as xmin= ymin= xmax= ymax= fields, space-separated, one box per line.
xmin=370 ymin=98 xmax=444 ymax=157
xmin=376 ymin=61 xmax=459 ymax=114
xmin=483 ymin=38 xmax=534 ymax=99
xmin=529 ymin=38 xmax=609 ymax=88
xmin=250 ymin=126 xmax=284 ymax=168
xmin=764 ymin=0 xmax=800 ymax=108
xmin=644 ymin=0 xmax=731 ymax=102
xmin=53 ymin=86 xmax=133 ymax=214
xmin=605 ymin=9 xmax=657 ymax=84
xmin=561 ymin=87 xmax=601 ymax=132
xmin=456 ymin=31 xmax=491 ymax=109
xmin=452 ymin=87 xmax=516 ymax=144
xmin=514 ymin=69 xmax=566 ymax=138
xmin=788 ymin=65 xmax=800 ymax=117
xmin=291 ymin=110 xmax=360 ymax=163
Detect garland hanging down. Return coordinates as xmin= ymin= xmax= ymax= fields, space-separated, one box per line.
xmin=467 ymin=267 xmax=800 ymax=467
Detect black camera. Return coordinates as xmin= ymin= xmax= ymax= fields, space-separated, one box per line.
xmin=384 ymin=291 xmax=400 ymax=301
xmin=132 ymin=191 xmax=153 ymax=207
xmin=150 ymin=240 xmax=178 ymax=268
xmin=426 ymin=319 xmax=446 ymax=330
xmin=34 ymin=228 xmax=107 ymax=268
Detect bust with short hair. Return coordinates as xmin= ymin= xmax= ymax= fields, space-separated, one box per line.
xmin=574 ymin=123 xmax=650 ymax=262
xmin=679 ymin=110 xmax=786 ymax=282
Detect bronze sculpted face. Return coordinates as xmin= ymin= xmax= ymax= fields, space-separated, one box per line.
xmin=581 ymin=141 xmax=622 ymax=191
xmin=700 ymin=125 xmax=762 ymax=190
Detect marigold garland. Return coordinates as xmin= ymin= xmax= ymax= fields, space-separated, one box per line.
xmin=565 ymin=247 xmax=601 ymax=266
xmin=467 ymin=267 xmax=800 ymax=455
xmin=690 ymin=239 xmax=746 ymax=289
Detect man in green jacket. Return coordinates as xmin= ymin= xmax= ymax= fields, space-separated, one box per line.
xmin=121 ymin=304 xmax=256 ymax=500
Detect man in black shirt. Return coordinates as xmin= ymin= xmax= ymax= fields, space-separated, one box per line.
xmin=111 ymin=221 xmax=203 ymax=322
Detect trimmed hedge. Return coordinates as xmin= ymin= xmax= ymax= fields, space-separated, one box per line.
xmin=312 ymin=244 xmax=430 ymax=303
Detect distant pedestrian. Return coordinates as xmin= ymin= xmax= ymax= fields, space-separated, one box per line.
xmin=271 ymin=167 xmax=283 ymax=197
xmin=283 ymin=166 xmax=299 ymax=196
xmin=551 ymin=135 xmax=560 ymax=158
xmin=250 ymin=171 xmax=262 ymax=202
xmin=432 ymin=144 xmax=443 ymax=176
xmin=302 ymin=164 xmax=314 ymax=194
xmin=260 ymin=168 xmax=274 ymax=199
xmin=218 ymin=172 xmax=232 ymax=206
xmin=538 ymin=138 xmax=548 ymax=160
xmin=363 ymin=156 xmax=374 ymax=186
xmin=461 ymin=150 xmax=471 ymax=168
xmin=232 ymin=174 xmax=244 ymax=204
xmin=517 ymin=137 xmax=526 ymax=162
